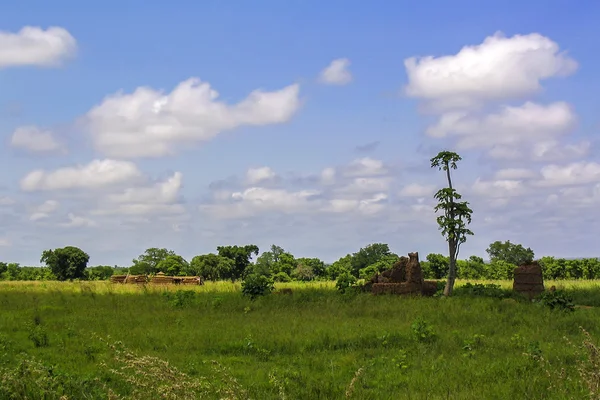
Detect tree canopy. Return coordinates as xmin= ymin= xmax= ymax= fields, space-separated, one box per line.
xmin=486 ymin=240 xmax=535 ymax=266
xmin=40 ymin=246 xmax=89 ymax=281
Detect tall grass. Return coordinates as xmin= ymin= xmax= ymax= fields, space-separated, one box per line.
xmin=1 ymin=280 xmax=600 ymax=398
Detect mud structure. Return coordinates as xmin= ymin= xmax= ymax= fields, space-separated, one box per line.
xmin=513 ymin=262 xmax=544 ymax=299
xmin=368 ymin=252 xmax=437 ymax=296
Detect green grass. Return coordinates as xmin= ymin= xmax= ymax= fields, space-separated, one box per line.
xmin=1 ymin=280 xmax=600 ymax=399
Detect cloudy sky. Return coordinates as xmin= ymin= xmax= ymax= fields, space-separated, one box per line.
xmin=1 ymin=0 xmax=599 ymax=266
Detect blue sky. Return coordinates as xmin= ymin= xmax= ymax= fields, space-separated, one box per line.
xmin=1 ymin=0 xmax=599 ymax=266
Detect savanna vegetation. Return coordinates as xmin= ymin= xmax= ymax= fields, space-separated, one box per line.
xmin=1 ymin=152 xmax=600 ymax=399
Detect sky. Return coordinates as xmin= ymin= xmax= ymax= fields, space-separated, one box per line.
xmin=1 ymin=0 xmax=599 ymax=266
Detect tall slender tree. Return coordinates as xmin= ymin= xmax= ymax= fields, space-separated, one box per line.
xmin=431 ymin=151 xmax=473 ymax=296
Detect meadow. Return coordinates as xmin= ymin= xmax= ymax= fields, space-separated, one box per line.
xmin=1 ymin=280 xmax=600 ymax=399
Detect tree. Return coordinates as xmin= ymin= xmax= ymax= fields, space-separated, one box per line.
xmin=431 ymin=151 xmax=473 ymax=296
xmin=297 ymin=257 xmax=326 ymax=278
xmin=255 ymin=245 xmax=298 ymax=276
xmin=187 ymin=254 xmax=234 ymax=281
xmin=156 ymin=255 xmax=189 ymax=276
xmin=0 ymin=262 xmax=7 ymax=277
xmin=425 ymin=253 xmax=449 ymax=279
xmin=328 ymin=254 xmax=352 ymax=280
xmin=40 ymin=246 xmax=89 ymax=281
xmin=217 ymin=245 xmax=259 ymax=281
xmin=486 ymin=240 xmax=534 ymax=266
xmin=131 ymin=248 xmax=176 ymax=275
xmin=350 ymin=243 xmax=393 ymax=277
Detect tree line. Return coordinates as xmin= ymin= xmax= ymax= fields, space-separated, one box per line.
xmin=1 ymin=240 xmax=599 ymax=282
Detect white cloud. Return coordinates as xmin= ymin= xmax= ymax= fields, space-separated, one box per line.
xmin=344 ymin=157 xmax=388 ymax=177
xmin=96 ymin=172 xmax=186 ymax=216
xmin=320 ymin=167 xmax=336 ymax=185
xmin=531 ymin=140 xmax=590 ymax=161
xmin=0 ymin=237 xmax=11 ymax=247
xmin=398 ymin=183 xmax=436 ymax=197
xmin=336 ymin=177 xmax=391 ymax=195
xmin=10 ymin=126 xmax=65 ymax=153
xmin=84 ymin=79 xmax=301 ymax=158
xmin=29 ymin=200 xmax=59 ymax=221
xmin=0 ymin=196 xmax=15 ymax=206
xmin=20 ymin=159 xmax=143 ymax=191
xmin=426 ymin=102 xmax=576 ymax=155
xmin=245 ymin=167 xmax=276 ymax=185
xmin=494 ymin=168 xmax=539 ymax=180
xmin=537 ymin=162 xmax=600 ymax=187
xmin=471 ymin=178 xmax=528 ymax=198
xmin=319 ymin=58 xmax=353 ymax=85
xmin=59 ymin=213 xmax=97 ymax=228
xmin=404 ymin=31 xmax=577 ymax=110
xmin=0 ymin=26 xmax=77 ymax=68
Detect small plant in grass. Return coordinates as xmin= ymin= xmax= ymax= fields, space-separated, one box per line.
xmin=336 ymin=272 xmax=357 ymax=293
xmin=537 ymin=289 xmax=575 ymax=312
xmin=411 ymin=317 xmax=436 ymax=343
xmin=27 ymin=323 xmax=49 ymax=348
xmin=163 ymin=289 xmax=196 ymax=308
xmin=241 ymin=273 xmax=274 ymax=300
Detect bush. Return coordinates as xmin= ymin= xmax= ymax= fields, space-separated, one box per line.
xmin=163 ymin=290 xmax=196 ymax=308
xmin=455 ymin=283 xmax=508 ymax=299
xmin=335 ymin=272 xmax=357 ymax=293
xmin=242 ymin=273 xmax=274 ymax=300
xmin=273 ymin=271 xmax=291 ymax=282
xmin=411 ymin=317 xmax=436 ymax=343
xmin=537 ymin=290 xmax=575 ymax=312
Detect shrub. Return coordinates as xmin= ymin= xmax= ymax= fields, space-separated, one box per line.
xmin=335 ymin=272 xmax=357 ymax=293
xmin=241 ymin=273 xmax=274 ymax=300
xmin=163 ymin=290 xmax=196 ymax=308
xmin=273 ymin=271 xmax=291 ymax=282
xmin=537 ymin=290 xmax=575 ymax=312
xmin=455 ymin=282 xmax=508 ymax=299
xmin=411 ymin=317 xmax=436 ymax=343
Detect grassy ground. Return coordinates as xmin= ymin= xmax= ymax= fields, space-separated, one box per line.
xmin=1 ymin=280 xmax=600 ymax=399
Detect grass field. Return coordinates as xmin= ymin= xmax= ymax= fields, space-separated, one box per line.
xmin=1 ymin=280 xmax=600 ymax=399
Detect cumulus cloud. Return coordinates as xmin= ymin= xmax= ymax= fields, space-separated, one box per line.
xmin=97 ymin=172 xmax=186 ymax=216
xmin=59 ymin=213 xmax=97 ymax=228
xmin=10 ymin=126 xmax=65 ymax=153
xmin=83 ymin=79 xmax=301 ymax=158
xmin=426 ymin=102 xmax=576 ymax=151
xmin=494 ymin=168 xmax=539 ymax=180
xmin=537 ymin=162 xmax=600 ymax=187
xmin=398 ymin=183 xmax=436 ymax=197
xmin=245 ymin=167 xmax=276 ymax=185
xmin=29 ymin=200 xmax=59 ymax=221
xmin=404 ymin=32 xmax=577 ymax=110
xmin=344 ymin=157 xmax=388 ymax=177
xmin=20 ymin=159 xmax=143 ymax=191
xmin=0 ymin=26 xmax=77 ymax=68
xmin=319 ymin=58 xmax=353 ymax=85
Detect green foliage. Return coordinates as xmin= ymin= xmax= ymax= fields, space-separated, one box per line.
xmin=350 ymin=243 xmax=393 ymax=277
xmin=84 ymin=265 xmax=116 ymax=280
xmin=297 ymin=257 xmax=326 ymax=278
xmin=131 ymin=247 xmax=176 ymax=275
xmin=155 ymin=254 xmax=189 ymax=276
xmin=291 ymin=262 xmax=315 ymax=281
xmin=328 ymin=254 xmax=352 ymax=280
xmin=163 ymin=290 xmax=197 ymax=308
xmin=456 ymin=283 xmax=508 ymax=299
xmin=273 ymin=271 xmax=291 ymax=282
xmin=537 ymin=290 xmax=575 ymax=312
xmin=411 ymin=317 xmax=436 ymax=343
xmin=40 ymin=246 xmax=89 ymax=281
xmin=255 ymin=244 xmax=298 ymax=277
xmin=335 ymin=272 xmax=357 ymax=293
xmin=241 ymin=273 xmax=274 ymax=300
xmin=27 ymin=323 xmax=49 ymax=348
xmin=217 ymin=244 xmax=259 ymax=281
xmin=188 ymin=253 xmax=234 ymax=281
xmin=425 ymin=253 xmax=449 ymax=279
xmin=431 ymin=151 xmax=473 ymax=296
xmin=486 ymin=240 xmax=535 ymax=266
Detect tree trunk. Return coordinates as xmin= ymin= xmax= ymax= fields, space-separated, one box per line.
xmin=444 ymin=240 xmax=457 ymax=296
